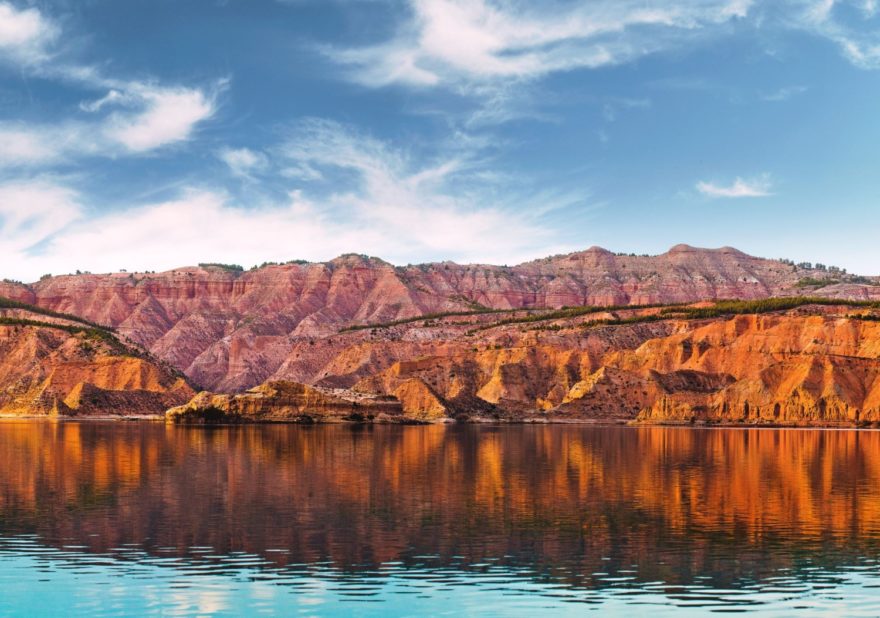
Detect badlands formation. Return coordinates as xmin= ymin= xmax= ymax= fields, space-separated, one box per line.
xmin=3 ymin=245 xmax=880 ymax=425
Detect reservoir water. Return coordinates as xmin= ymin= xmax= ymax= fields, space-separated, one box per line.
xmin=2 ymin=422 xmax=880 ymax=616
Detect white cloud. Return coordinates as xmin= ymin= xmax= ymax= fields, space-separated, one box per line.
xmin=0 ymin=180 xmax=80 ymax=256
xmin=0 ymin=126 xmax=66 ymax=167
xmin=0 ymin=81 xmax=221 ymax=169
xmin=319 ymin=0 xmax=880 ymax=107
xmin=106 ymin=86 xmax=217 ymax=152
xmin=696 ymin=175 xmax=774 ymax=198
xmin=325 ymin=0 xmax=754 ymax=89
xmin=0 ymin=2 xmax=56 ymax=63
xmin=0 ymin=4 xmax=221 ymax=165
xmin=791 ymin=0 xmax=880 ymax=68
xmin=217 ymin=147 xmax=268 ymax=177
xmin=2 ymin=121 xmax=583 ymax=281
xmin=0 ymin=122 xmax=109 ymax=168
xmin=79 ymin=89 xmax=128 ymax=113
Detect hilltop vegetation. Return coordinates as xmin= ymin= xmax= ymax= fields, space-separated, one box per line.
xmin=0 ymin=296 xmax=113 ymax=331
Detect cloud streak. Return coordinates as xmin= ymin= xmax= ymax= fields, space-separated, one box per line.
xmin=321 ymin=0 xmax=880 ymax=104
xmin=794 ymin=0 xmax=880 ymax=69
xmin=696 ymin=175 xmax=774 ymax=198
xmin=759 ymin=85 xmax=808 ymax=102
xmin=0 ymin=180 xmax=80 ymax=256
xmin=324 ymin=0 xmax=753 ymax=90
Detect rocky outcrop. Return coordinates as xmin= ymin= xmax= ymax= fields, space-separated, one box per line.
xmin=12 ymin=246 xmax=879 ymax=392
xmin=0 ymin=321 xmax=193 ymax=417
xmin=393 ymin=378 xmax=449 ymax=421
xmin=166 ymin=380 xmax=406 ymax=424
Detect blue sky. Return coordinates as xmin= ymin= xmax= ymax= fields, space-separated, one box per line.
xmin=1 ymin=0 xmax=879 ymax=281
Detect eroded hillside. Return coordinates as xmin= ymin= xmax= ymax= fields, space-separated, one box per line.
xmin=0 ymin=301 xmax=193 ymax=417
xmin=2 ymin=245 xmax=877 ymax=392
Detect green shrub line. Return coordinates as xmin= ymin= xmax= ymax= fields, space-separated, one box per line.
xmin=657 ymin=297 xmax=880 ymax=319
xmin=340 ymin=307 xmax=511 ymax=332
xmin=469 ymin=302 xmax=686 ymax=332
xmin=0 ymin=317 xmax=191 ymax=386
xmin=576 ymin=297 xmax=880 ymax=331
xmin=0 ymin=296 xmax=114 ymax=331
xmin=198 ymin=263 xmax=244 ymax=272
xmin=0 ymin=317 xmax=125 ymax=350
xmin=343 ymin=296 xmax=880 ymax=335
xmin=848 ymin=313 xmax=880 ymax=322
xmin=0 ymin=297 xmax=196 ymax=381
xmin=795 ymin=277 xmax=839 ymax=288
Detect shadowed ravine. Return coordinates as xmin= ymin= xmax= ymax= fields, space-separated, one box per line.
xmin=2 ymin=423 xmax=880 ymax=615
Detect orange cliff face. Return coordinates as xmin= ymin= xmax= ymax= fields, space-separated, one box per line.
xmin=609 ymin=313 xmax=880 ymax=425
xmin=303 ymin=307 xmax=880 ymax=426
xmin=0 ymin=322 xmax=193 ymax=417
xmin=161 ymin=302 xmax=880 ymax=427
xmin=9 ymin=246 xmax=880 ymax=393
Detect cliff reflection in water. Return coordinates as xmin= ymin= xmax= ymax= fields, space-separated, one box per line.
xmin=2 ymin=423 xmax=880 ymax=593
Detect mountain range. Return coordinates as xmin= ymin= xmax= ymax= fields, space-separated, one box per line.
xmin=3 ymin=244 xmax=880 ymax=425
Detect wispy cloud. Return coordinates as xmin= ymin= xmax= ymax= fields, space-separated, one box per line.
xmin=0 ymin=4 xmax=221 ymax=168
xmin=790 ymin=0 xmax=880 ymax=69
xmin=0 ymin=82 xmax=222 ymax=169
xmin=696 ymin=174 xmax=774 ymax=198
xmin=104 ymin=84 xmax=219 ymax=152
xmin=0 ymin=125 xmax=74 ymax=167
xmin=0 ymin=180 xmax=80 ymax=256
xmin=759 ymin=85 xmax=808 ymax=101
xmin=217 ymin=147 xmax=269 ymax=178
xmin=3 ymin=120 xmax=586 ymax=281
xmin=316 ymin=0 xmax=880 ymax=115
xmin=324 ymin=0 xmax=754 ymax=91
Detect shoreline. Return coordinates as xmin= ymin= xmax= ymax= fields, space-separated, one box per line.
xmin=2 ymin=414 xmax=879 ymax=430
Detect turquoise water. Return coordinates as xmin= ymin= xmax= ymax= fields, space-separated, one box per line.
xmin=2 ymin=422 xmax=880 ymax=616
xmin=4 ymin=538 xmax=880 ymax=616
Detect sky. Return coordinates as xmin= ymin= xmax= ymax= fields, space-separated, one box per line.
xmin=1 ymin=0 xmax=879 ymax=282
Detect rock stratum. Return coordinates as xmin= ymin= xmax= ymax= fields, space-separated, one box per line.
xmin=3 ymin=245 xmax=880 ymax=425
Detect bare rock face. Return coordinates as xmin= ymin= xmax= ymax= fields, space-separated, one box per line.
xmin=272 ymin=306 xmax=880 ymax=426
xmin=614 ymin=314 xmax=880 ymax=426
xmin=165 ymin=380 xmax=405 ymax=424
xmin=393 ymin=378 xmax=449 ymax=421
xmin=0 ymin=323 xmax=193 ymax=417
xmin=14 ymin=247 xmax=879 ymax=392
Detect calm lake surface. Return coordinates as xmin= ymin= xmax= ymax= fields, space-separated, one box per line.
xmin=2 ymin=423 xmax=880 ymax=616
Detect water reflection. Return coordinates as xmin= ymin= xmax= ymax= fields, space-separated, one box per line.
xmin=2 ymin=423 xmax=880 ymax=615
